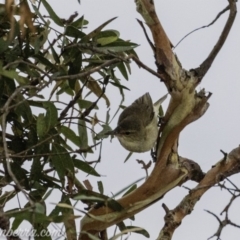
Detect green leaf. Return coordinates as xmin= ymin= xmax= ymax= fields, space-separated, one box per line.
xmin=30 ymin=157 xmax=43 ymax=181
xmin=107 ymin=199 xmax=124 ymax=212
xmin=0 ymin=191 xmax=16 ymax=206
xmin=98 ymin=41 xmax=138 ymax=53
xmin=10 ymin=210 xmax=50 ymax=230
xmin=81 ymin=232 xmax=102 ymax=240
xmin=18 ymin=63 xmax=41 ymax=78
xmin=74 ymin=190 xmax=124 ymax=211
xmin=33 ymin=54 xmax=55 ymax=69
xmin=15 ymin=100 xmax=33 ymax=124
xmin=78 ymin=119 xmax=88 ymax=154
xmin=117 ymin=221 xmax=126 ymax=231
xmin=37 ymin=113 xmax=47 ymax=138
xmin=109 ymin=80 xmax=130 ymax=91
xmin=30 ymin=182 xmax=47 ymax=196
xmin=27 ymin=125 xmax=38 ymax=147
xmin=73 ymin=190 xmax=106 ymax=202
xmin=51 ymin=144 xmax=75 ymax=182
xmin=117 ymin=61 xmax=128 ymax=80
xmin=41 ymin=175 xmax=61 ymax=189
xmin=48 ymin=194 xmax=73 ymax=220
xmin=126 ymin=226 xmax=150 ymax=238
xmin=78 ymin=99 xmax=99 ymax=110
xmin=10 ymin=138 xmax=26 ymax=155
xmin=9 ymin=163 xmax=29 ymax=189
xmin=95 ymin=124 xmax=112 ymax=140
xmin=0 ymin=38 xmax=9 ymax=54
xmin=56 ymin=81 xmax=74 ymax=96
xmin=73 ymin=159 xmax=100 ymax=176
xmin=0 ymin=68 xmax=29 ymax=85
xmin=158 ymin=105 xmax=164 ymax=117
xmin=124 ymin=151 xmax=133 ymax=163
xmin=105 ymin=109 xmax=110 ymax=124
xmin=43 ymin=102 xmax=58 ymax=131
xmin=122 ymin=184 xmax=137 ymax=197
xmin=35 ymin=202 xmax=46 ymax=214
xmin=34 ymin=135 xmax=50 ymax=161
xmin=80 ymin=76 xmax=110 ymax=107
xmin=43 ymin=189 xmax=54 ymax=201
xmin=74 ymin=195 xmax=105 ymax=202
xmin=3 ymin=76 xmax=16 ymax=94
xmin=65 ymin=26 xmax=86 ymax=38
xmin=0 ymin=77 xmax=4 ymax=101
xmin=31 ymin=4 xmax=48 ymax=25
xmin=112 ymin=177 xmax=144 ymax=199
xmin=71 ymin=15 xmax=89 ymax=28
xmin=49 ymin=40 xmax=60 ymax=64
xmin=81 ymin=17 xmax=117 ymax=43
xmin=96 ymin=30 xmax=119 ymax=46
xmin=58 ymin=196 xmax=77 ymax=239
xmin=59 ymin=125 xmax=81 ymax=146
xmin=97 ymin=181 xmax=104 ymax=194
xmin=41 ymin=0 xmax=63 ymax=26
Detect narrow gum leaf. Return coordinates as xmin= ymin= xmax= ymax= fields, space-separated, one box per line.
xmin=41 ymin=0 xmax=63 ymax=26
xmin=81 ymin=17 xmax=118 ymax=43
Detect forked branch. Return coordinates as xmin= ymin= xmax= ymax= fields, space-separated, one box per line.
xmin=193 ymin=0 xmax=237 ymax=79
xmin=157 ymin=146 xmax=240 ymax=240
xmin=79 ymin=1 xmax=237 ymax=239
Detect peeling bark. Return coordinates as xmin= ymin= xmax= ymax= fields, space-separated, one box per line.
xmin=79 ymin=1 xmax=237 ymax=239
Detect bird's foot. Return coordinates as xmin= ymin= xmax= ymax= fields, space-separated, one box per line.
xmin=151 ymin=148 xmax=157 ymax=162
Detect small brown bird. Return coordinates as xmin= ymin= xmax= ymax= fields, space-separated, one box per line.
xmin=107 ymin=93 xmax=167 ymax=152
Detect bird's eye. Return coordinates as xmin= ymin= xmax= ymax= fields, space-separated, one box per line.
xmin=125 ymin=131 xmax=131 ymax=135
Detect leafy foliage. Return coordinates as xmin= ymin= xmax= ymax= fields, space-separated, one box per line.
xmin=0 ymin=0 xmax=140 ymax=238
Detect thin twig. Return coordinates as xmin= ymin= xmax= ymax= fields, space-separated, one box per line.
xmin=226 ymin=177 xmax=239 ymax=191
xmin=10 ymin=142 xmax=101 ymax=158
xmin=136 ymin=19 xmax=155 ymax=52
xmin=81 ymin=79 xmax=108 ymax=119
xmin=3 ymin=60 xmax=47 ymax=76
xmin=194 ymin=0 xmax=237 ymax=79
xmin=53 ymin=54 xmax=162 ymax=81
xmin=59 ymin=79 xmax=88 ymax=120
xmin=220 ymin=193 xmax=240 ymax=215
xmin=64 ymin=43 xmax=128 ymax=61
xmin=53 ymin=58 xmax=122 ymax=81
xmin=174 ymin=5 xmax=230 ymax=49
xmin=131 ymin=55 xmax=163 ymax=79
xmin=11 ymin=133 xmax=59 ymax=157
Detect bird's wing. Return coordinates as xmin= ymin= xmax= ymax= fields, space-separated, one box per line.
xmin=131 ymin=92 xmax=154 ymax=126
xmin=118 ymin=93 xmax=154 ymax=127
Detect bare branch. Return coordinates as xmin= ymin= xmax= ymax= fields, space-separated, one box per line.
xmin=206 ymin=209 xmax=226 ymax=240
xmin=157 ymin=146 xmax=240 ymax=240
xmin=174 ymin=5 xmax=230 ymax=49
xmin=130 ymin=55 xmax=163 ymax=79
xmin=193 ymin=0 xmax=237 ymax=79
xmin=136 ymin=19 xmax=155 ymax=52
xmin=206 ymin=192 xmax=240 ymax=240
xmin=135 ymin=0 xmax=179 ymax=81
xmin=79 ymin=1 xmax=238 ymax=239
xmin=53 ymin=58 xmax=122 ymax=81
xmin=136 ymin=159 xmax=152 ymax=178
xmin=59 ymin=79 xmax=88 ymax=120
xmin=220 ymin=193 xmax=240 ymax=215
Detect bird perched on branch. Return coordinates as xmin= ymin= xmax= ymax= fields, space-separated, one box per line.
xmin=106 ymin=92 xmax=167 ymax=153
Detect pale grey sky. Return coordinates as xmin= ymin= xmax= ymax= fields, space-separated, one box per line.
xmin=73 ymin=1 xmax=240 ymax=239
xmin=3 ymin=0 xmax=240 ymax=239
